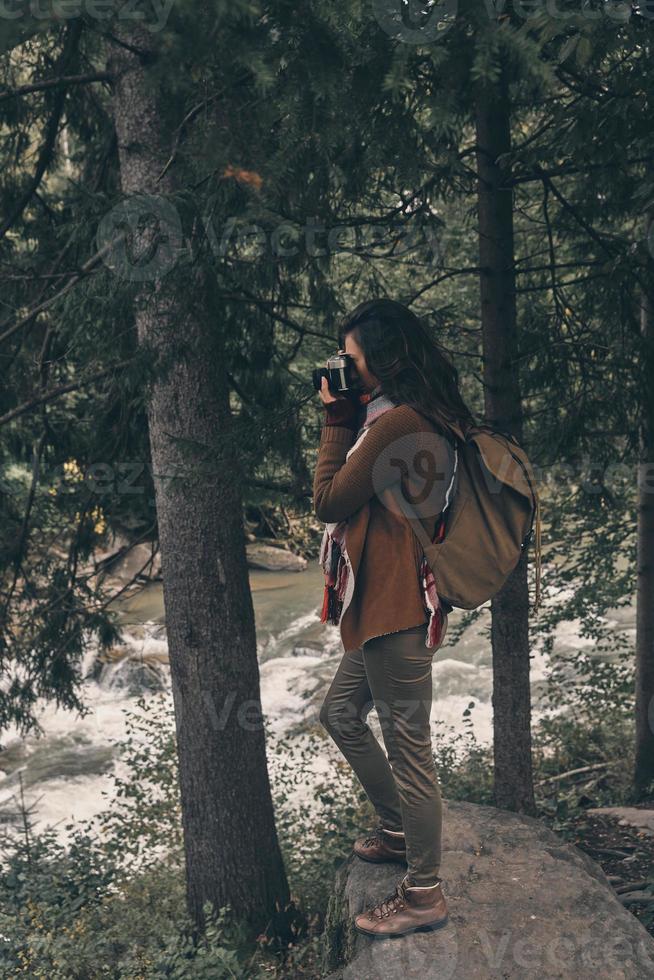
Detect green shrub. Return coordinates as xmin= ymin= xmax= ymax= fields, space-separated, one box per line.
xmin=0 ymin=696 xmax=361 ymax=978
xmin=431 ymin=707 xmax=495 ymax=806
xmin=0 ymin=693 xmax=262 ymax=978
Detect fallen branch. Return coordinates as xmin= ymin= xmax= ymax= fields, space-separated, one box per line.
xmin=535 ymin=761 xmax=617 ymax=786
xmin=615 ymin=879 xmax=652 ymax=894
xmin=586 ymin=846 xmax=635 ymax=859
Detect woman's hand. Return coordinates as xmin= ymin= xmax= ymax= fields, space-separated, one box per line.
xmin=318 ymin=375 xmax=360 ymax=431
xmin=318 ymin=375 xmax=345 ymax=406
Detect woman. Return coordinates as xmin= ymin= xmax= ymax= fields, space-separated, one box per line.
xmin=313 ymin=298 xmax=476 ymax=940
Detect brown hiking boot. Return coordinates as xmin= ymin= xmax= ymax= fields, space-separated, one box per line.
xmin=354 ymin=872 xmax=449 ymax=938
xmin=353 ymin=823 xmax=407 ymax=864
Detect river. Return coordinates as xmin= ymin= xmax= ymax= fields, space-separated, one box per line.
xmin=0 ymin=560 xmax=635 ymax=849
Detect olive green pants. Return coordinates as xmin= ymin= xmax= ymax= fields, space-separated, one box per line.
xmin=319 ymin=620 xmax=447 ymax=887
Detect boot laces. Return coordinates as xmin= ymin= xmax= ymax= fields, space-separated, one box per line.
xmin=362 ymin=824 xmax=403 ymax=848
xmin=361 ymin=822 xmax=385 ymax=848
xmin=365 ymin=879 xmax=408 ymax=920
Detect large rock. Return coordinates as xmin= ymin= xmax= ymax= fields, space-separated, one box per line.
xmin=86 ymin=536 xmax=307 ymax=590
xmin=85 ymin=536 xmax=162 ymax=593
xmin=245 ymin=542 xmax=307 ymax=572
xmin=321 ymin=799 xmax=654 ymax=979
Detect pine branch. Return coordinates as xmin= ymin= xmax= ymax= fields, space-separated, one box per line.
xmin=0 ymin=431 xmax=47 ymax=641
xmin=0 ymin=240 xmax=113 ymax=347
xmin=156 ymin=73 xmax=251 ymax=184
xmin=0 ymin=359 xmax=134 ymax=427
xmin=0 ymin=20 xmax=83 ymax=242
xmin=0 ymin=72 xmax=112 ymax=102
xmin=1 ymin=130 xmax=119 ymax=380
xmin=512 ymin=157 xmax=650 ymax=186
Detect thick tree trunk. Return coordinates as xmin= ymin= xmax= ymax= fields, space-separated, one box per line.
xmin=474 ymin=62 xmax=536 ymax=814
xmin=108 ymin=26 xmax=290 ymax=938
xmin=635 ymin=235 xmax=654 ymax=797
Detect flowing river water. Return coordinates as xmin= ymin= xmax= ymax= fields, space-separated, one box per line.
xmin=0 ymin=560 xmax=636 ymax=849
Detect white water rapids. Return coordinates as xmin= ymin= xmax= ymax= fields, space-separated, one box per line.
xmin=0 ymin=562 xmax=634 ymax=849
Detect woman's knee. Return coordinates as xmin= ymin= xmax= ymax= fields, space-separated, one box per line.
xmin=374 ymin=696 xmax=432 ymax=744
xmin=319 ymin=696 xmax=367 ymax=740
xmin=318 ymin=698 xmax=334 ymax=732
xmin=380 ymin=716 xmax=436 ymax=774
xmin=389 ymin=757 xmax=441 ymax=806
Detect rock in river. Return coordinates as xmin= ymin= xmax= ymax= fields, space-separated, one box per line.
xmin=245 ymin=542 xmax=308 ymax=572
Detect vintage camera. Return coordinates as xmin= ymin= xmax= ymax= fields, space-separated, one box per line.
xmin=312 ymin=350 xmax=362 ymax=396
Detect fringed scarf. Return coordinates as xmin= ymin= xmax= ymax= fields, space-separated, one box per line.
xmin=318 ymin=388 xmax=449 ymax=649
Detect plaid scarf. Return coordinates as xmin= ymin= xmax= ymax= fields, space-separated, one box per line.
xmin=318 ymin=388 xmax=447 ymax=649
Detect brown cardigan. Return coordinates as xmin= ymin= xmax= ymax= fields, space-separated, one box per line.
xmin=313 ymin=404 xmax=454 ymax=652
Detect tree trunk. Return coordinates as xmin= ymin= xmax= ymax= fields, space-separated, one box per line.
xmin=635 ymin=221 xmax=654 ymax=797
xmin=474 ymin=60 xmax=536 ymax=814
xmin=108 ymin=25 xmax=291 ymax=939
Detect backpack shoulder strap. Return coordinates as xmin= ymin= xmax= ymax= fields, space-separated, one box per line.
xmin=401 ymin=427 xmax=460 ymax=550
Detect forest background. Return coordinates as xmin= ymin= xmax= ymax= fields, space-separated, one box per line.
xmin=1 ymin=1 xmax=653 ymax=976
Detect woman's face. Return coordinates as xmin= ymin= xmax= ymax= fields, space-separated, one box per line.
xmin=344 ymin=332 xmax=379 ymax=393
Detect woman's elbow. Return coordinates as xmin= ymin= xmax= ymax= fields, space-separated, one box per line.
xmin=314 ymin=494 xmax=348 ymax=523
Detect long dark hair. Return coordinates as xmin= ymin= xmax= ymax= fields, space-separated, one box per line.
xmin=338 ymin=298 xmax=477 ymax=437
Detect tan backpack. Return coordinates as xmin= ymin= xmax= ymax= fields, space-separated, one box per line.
xmin=405 ymin=419 xmax=542 ymax=612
